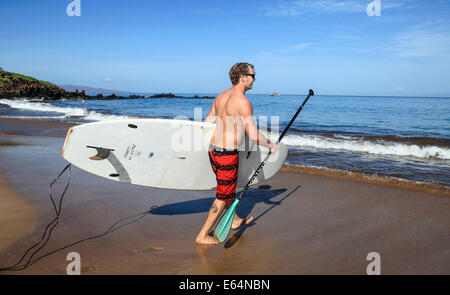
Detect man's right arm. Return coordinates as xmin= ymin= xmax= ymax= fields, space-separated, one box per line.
xmin=240 ymin=98 xmax=278 ymax=153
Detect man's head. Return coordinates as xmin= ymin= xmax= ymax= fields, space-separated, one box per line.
xmin=229 ymin=62 xmax=255 ymax=91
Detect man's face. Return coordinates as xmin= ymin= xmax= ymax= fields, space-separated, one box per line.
xmin=242 ymin=67 xmax=255 ymax=91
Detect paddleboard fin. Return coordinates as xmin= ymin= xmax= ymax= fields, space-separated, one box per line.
xmin=87 ymin=145 xmax=115 ymax=161
xmin=86 ymin=146 xmax=131 ymax=183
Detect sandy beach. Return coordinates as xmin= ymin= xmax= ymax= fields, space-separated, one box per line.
xmin=0 ymin=118 xmax=449 ymax=274
xmin=0 ymin=170 xmax=36 ymax=254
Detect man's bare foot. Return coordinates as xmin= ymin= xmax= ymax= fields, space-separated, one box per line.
xmin=231 ymin=216 xmax=254 ymax=230
xmin=195 ymin=235 xmax=219 ymax=245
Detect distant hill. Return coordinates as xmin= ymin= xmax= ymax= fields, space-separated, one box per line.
xmin=0 ymin=69 xmax=212 ymax=100
xmin=59 ymin=85 xmax=131 ymax=94
xmin=0 ymin=69 xmax=68 ymax=100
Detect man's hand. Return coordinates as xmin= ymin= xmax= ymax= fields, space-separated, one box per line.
xmin=269 ymin=143 xmax=278 ymax=154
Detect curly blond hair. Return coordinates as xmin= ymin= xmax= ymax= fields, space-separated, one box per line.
xmin=229 ymin=62 xmax=254 ymax=85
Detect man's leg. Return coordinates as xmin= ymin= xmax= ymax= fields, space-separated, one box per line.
xmin=197 ymin=148 xmax=252 ymax=244
xmin=227 ymin=199 xmax=254 ymax=230
xmin=195 ymin=198 xmax=227 ymax=245
xmin=195 ymin=198 xmax=254 ymax=244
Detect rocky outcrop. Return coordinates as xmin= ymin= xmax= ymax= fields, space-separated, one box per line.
xmin=0 ymin=69 xmax=85 ymax=100
xmin=150 ymin=93 xmax=182 ymax=98
xmin=192 ymin=94 xmax=215 ymax=99
xmin=0 ymin=69 xmax=215 ymax=101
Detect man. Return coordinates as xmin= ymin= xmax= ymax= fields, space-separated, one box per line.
xmin=195 ymin=62 xmax=278 ymax=245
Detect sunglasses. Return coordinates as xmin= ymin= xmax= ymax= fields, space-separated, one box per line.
xmin=245 ymin=73 xmax=256 ymax=79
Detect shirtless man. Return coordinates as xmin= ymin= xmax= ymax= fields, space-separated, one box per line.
xmin=195 ymin=62 xmax=278 ymax=245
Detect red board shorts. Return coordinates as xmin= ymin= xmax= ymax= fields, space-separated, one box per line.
xmin=208 ymin=144 xmax=239 ymax=202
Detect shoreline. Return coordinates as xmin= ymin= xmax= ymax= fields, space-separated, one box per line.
xmin=280 ymin=165 xmax=449 ymax=197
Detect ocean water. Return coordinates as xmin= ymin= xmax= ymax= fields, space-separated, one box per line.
xmin=1 ymin=93 xmax=449 ymax=186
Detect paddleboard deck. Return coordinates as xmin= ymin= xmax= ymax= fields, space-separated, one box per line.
xmin=61 ymin=119 xmax=287 ymax=190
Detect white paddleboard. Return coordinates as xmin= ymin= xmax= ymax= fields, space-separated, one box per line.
xmin=61 ymin=118 xmax=287 ymax=190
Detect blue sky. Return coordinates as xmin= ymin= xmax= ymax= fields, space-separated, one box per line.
xmin=1 ymin=0 xmax=450 ymax=96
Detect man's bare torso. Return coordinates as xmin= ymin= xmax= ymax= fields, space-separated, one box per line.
xmin=210 ymin=88 xmax=247 ymax=150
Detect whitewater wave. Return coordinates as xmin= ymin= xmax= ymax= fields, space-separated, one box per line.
xmin=279 ymin=133 xmax=450 ymax=160
xmin=2 ymin=99 xmax=449 ymax=161
xmin=0 ymin=99 xmax=130 ymax=121
xmin=0 ymin=115 xmax=67 ymax=120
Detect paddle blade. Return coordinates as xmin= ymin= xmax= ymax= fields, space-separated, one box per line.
xmin=214 ymin=199 xmax=239 ymax=243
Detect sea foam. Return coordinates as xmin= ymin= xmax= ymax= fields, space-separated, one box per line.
xmin=0 ymin=99 xmax=130 ymax=121
xmin=280 ymin=133 xmax=450 ymax=160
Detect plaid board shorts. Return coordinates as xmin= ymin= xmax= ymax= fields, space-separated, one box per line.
xmin=208 ymin=144 xmax=239 ymax=202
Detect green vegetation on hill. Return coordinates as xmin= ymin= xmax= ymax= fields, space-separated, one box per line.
xmin=0 ymin=69 xmax=60 ymax=89
xmin=0 ymin=69 xmax=73 ymax=100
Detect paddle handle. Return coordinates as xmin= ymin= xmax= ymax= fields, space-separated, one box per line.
xmin=276 ymin=89 xmax=314 ymax=144
xmin=238 ymin=89 xmax=314 ymax=200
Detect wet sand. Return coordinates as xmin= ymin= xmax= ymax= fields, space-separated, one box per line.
xmin=0 ymin=171 xmax=36 ymax=253
xmin=0 ymin=118 xmax=449 ymax=274
xmin=280 ymin=165 xmax=449 ymax=196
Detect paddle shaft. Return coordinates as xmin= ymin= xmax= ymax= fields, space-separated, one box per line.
xmin=237 ymin=89 xmax=314 ymax=201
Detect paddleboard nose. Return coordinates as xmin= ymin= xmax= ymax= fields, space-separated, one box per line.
xmin=61 ymin=127 xmax=74 ymax=158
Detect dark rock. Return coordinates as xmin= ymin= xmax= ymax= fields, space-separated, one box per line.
xmin=192 ymin=94 xmax=215 ymax=99
xmin=150 ymin=93 xmax=183 ymax=98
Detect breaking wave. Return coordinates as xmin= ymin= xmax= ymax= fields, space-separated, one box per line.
xmin=279 ymin=133 xmax=450 ymax=160
xmin=0 ymin=99 xmax=131 ymax=121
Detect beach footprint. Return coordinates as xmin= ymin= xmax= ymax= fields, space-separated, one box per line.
xmin=81 ymin=265 xmax=98 ymax=273
xmin=60 ymin=264 xmax=98 ymax=274
xmin=130 ymin=246 xmax=164 ymax=256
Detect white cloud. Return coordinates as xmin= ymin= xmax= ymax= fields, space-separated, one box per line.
xmin=279 ymin=42 xmax=312 ymax=53
xmin=104 ymin=77 xmax=112 ymax=82
xmin=263 ymin=0 xmax=410 ymax=16
xmin=259 ymin=42 xmax=312 ymax=56
xmin=393 ymin=25 xmax=450 ymax=57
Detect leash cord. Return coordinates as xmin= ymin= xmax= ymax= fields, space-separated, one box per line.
xmin=0 ymin=164 xmax=148 ymax=272
xmin=0 ymin=164 xmax=72 ymax=271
